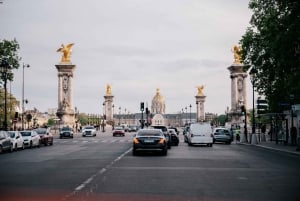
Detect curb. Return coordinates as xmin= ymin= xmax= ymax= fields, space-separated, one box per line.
xmin=238 ymin=142 xmax=300 ymax=156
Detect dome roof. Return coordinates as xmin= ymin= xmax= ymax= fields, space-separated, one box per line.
xmin=151 ymin=88 xmax=166 ymax=114
xmin=152 ymin=88 xmax=165 ymax=103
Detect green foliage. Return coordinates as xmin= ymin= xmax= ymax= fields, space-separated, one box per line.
xmin=240 ymin=0 xmax=300 ymax=112
xmin=0 ymin=39 xmax=21 ymax=84
xmin=47 ymin=118 xmax=55 ymax=126
xmin=0 ymin=88 xmax=20 ymax=128
xmin=78 ymin=113 xmax=89 ymax=125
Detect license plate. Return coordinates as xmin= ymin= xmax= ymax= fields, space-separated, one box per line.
xmin=144 ymin=139 xmax=154 ymax=143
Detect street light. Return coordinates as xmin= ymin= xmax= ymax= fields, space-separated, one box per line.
xmin=0 ymin=59 xmax=11 ymax=130
xmin=189 ymin=104 xmax=192 ymax=123
xmin=249 ymin=67 xmax=257 ymax=135
xmin=22 ymin=63 xmax=30 ymax=130
xmin=118 ymin=106 xmax=121 ymax=125
xmin=196 ymin=102 xmax=199 ymax=122
xmin=185 ymin=107 xmax=188 ymax=125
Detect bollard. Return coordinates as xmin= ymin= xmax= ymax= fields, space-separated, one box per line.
xmin=251 ymin=133 xmax=258 ymax=144
xmin=296 ymin=136 xmax=300 ymax=151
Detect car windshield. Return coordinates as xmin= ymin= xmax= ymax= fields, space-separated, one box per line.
xmin=35 ymin=128 xmax=47 ymax=134
xmin=20 ymin=131 xmax=31 ymax=136
xmin=152 ymin=126 xmax=167 ymax=132
xmin=215 ymin=129 xmax=230 ymax=135
xmin=61 ymin=127 xmax=72 ymax=131
xmin=8 ymin=132 xmax=16 ymax=138
xmin=115 ymin=127 xmax=123 ymax=130
xmin=84 ymin=126 xmax=94 ymax=129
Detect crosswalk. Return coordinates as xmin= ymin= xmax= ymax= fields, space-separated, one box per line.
xmin=54 ymin=139 xmax=133 ymax=144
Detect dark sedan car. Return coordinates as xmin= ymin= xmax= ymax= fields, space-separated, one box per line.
xmin=59 ymin=127 xmax=74 ymax=139
xmin=34 ymin=128 xmax=53 ymax=145
xmin=150 ymin=125 xmax=171 ymax=149
xmin=132 ymin=129 xmax=168 ymax=156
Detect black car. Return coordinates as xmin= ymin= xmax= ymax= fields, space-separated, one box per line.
xmin=168 ymin=129 xmax=179 ymax=146
xmin=150 ymin=125 xmax=171 ymax=149
xmin=59 ymin=127 xmax=74 ymax=139
xmin=0 ymin=131 xmax=13 ymax=153
xmin=132 ymin=129 xmax=168 ymax=156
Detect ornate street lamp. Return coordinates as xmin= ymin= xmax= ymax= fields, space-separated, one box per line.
xmin=118 ymin=106 xmax=121 ymax=125
xmin=22 ymin=63 xmax=30 ymax=130
xmin=185 ymin=107 xmax=188 ymax=125
xmin=249 ymin=67 xmax=258 ymax=135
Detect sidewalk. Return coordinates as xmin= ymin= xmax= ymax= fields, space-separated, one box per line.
xmin=240 ymin=137 xmax=300 ymax=156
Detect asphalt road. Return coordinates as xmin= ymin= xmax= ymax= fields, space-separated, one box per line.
xmin=1 ymin=129 xmax=300 ymax=201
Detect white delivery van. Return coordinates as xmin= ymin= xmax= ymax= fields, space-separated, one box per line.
xmin=187 ymin=122 xmax=213 ymax=147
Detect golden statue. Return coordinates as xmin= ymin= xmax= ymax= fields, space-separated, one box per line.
xmin=232 ymin=45 xmax=242 ymax=64
xmin=197 ymin=85 xmax=205 ymax=96
xmin=56 ymin=43 xmax=74 ymax=62
xmin=106 ymin=84 xmax=112 ymax=95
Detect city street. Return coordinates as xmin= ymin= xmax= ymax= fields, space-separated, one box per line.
xmin=1 ymin=129 xmax=300 ymax=201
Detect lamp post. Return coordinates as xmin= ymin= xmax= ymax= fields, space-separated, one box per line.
xmin=249 ymin=67 xmax=257 ymax=135
xmin=196 ymin=102 xmax=199 ymax=122
xmin=0 ymin=59 xmax=10 ymax=130
xmin=185 ymin=107 xmax=188 ymax=125
xmin=189 ymin=104 xmax=192 ymax=124
xmin=118 ymin=107 xmax=121 ymax=125
xmin=22 ymin=63 xmax=30 ymax=130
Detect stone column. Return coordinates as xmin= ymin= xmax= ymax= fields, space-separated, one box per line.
xmin=55 ymin=63 xmax=76 ymax=127
xmin=195 ymin=95 xmax=206 ymax=121
xmin=104 ymin=95 xmax=114 ymax=121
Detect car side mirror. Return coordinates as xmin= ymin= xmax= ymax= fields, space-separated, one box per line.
xmin=16 ymin=136 xmax=20 ymax=139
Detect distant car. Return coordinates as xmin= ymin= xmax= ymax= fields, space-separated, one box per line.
xmin=0 ymin=131 xmax=13 ymax=153
xmin=60 ymin=127 xmax=74 ymax=139
xmin=168 ymin=128 xmax=179 ymax=146
xmin=34 ymin=128 xmax=53 ymax=146
xmin=213 ymin=127 xmax=232 ymax=144
xmin=8 ymin=131 xmax=25 ymax=150
xmin=186 ymin=123 xmax=213 ymax=147
xmin=128 ymin=125 xmax=138 ymax=132
xmin=113 ymin=126 xmax=125 ymax=137
xmin=169 ymin=127 xmax=179 ymax=135
xmin=132 ymin=129 xmax=168 ymax=156
xmin=82 ymin=126 xmax=97 ymax=137
xmin=20 ymin=130 xmax=41 ymax=148
xmin=150 ymin=125 xmax=171 ymax=149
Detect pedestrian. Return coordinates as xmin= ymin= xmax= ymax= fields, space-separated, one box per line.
xmin=291 ymin=126 xmax=297 ymax=146
xmin=235 ymin=130 xmax=240 ymax=143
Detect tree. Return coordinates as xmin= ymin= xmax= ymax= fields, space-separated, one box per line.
xmin=0 ymin=88 xmax=20 ymax=128
xmin=0 ymin=39 xmax=21 ymax=84
xmin=240 ymin=0 xmax=300 ymax=112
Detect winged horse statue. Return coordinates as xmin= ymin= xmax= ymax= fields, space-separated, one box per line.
xmin=56 ymin=43 xmax=74 ymax=62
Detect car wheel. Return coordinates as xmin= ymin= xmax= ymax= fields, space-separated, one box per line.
xmin=37 ymin=140 xmax=41 ymax=148
xmin=132 ymin=149 xmax=138 ymax=156
xmin=161 ymin=149 xmax=168 ymax=156
xmin=14 ymin=143 xmax=18 ymax=151
xmin=10 ymin=144 xmax=13 ymax=152
xmin=30 ymin=141 xmax=33 ymax=148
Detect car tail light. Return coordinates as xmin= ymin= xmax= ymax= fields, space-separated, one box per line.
xmin=159 ymin=138 xmax=165 ymax=144
xmin=191 ymin=133 xmax=194 ymax=138
xmin=133 ymin=138 xmax=140 ymax=144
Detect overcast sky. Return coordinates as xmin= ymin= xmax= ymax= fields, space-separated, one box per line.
xmin=0 ymin=0 xmax=253 ymax=115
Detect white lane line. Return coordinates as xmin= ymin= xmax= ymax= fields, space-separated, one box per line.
xmin=65 ymin=147 xmax=132 ymax=199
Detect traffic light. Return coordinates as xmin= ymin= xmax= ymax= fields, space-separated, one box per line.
xmin=140 ymin=102 xmax=144 ymax=111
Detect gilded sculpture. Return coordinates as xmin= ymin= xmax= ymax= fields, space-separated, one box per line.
xmin=106 ymin=84 xmax=112 ymax=95
xmin=56 ymin=43 xmax=74 ymax=63
xmin=232 ymin=45 xmax=242 ymax=64
xmin=197 ymin=85 xmax=205 ymax=96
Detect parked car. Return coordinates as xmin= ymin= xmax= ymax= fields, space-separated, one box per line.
xmin=0 ymin=131 xmax=13 ymax=153
xmin=168 ymin=128 xmax=179 ymax=146
xmin=8 ymin=131 xmax=25 ymax=150
xmin=20 ymin=130 xmax=41 ymax=148
xmin=132 ymin=129 xmax=168 ymax=156
xmin=113 ymin=126 xmax=125 ymax=137
xmin=34 ymin=128 xmax=53 ymax=146
xmin=60 ymin=127 xmax=74 ymax=139
xmin=82 ymin=126 xmax=97 ymax=137
xmin=186 ymin=122 xmax=213 ymax=147
xmin=213 ymin=127 xmax=232 ymax=144
xmin=150 ymin=125 xmax=171 ymax=149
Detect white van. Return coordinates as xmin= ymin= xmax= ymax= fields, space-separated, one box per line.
xmin=187 ymin=122 xmax=213 ymax=147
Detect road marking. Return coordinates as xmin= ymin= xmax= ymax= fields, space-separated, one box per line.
xmin=62 ymin=147 xmax=132 ymax=200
